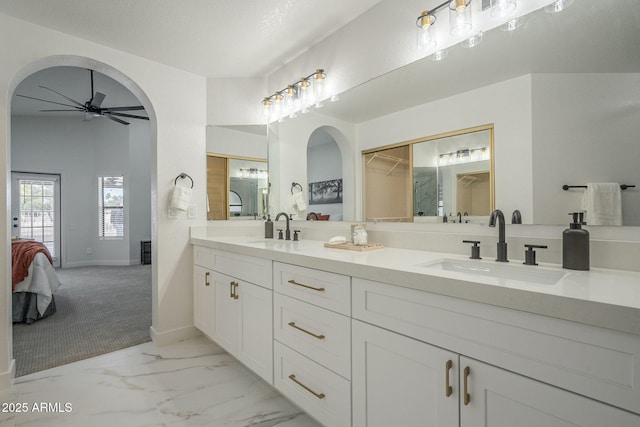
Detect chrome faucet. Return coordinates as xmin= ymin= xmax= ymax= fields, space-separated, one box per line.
xmin=489 ymin=209 xmax=508 ymax=262
xmin=275 ymin=212 xmax=291 ymax=240
xmin=457 ymin=212 xmax=462 ymax=223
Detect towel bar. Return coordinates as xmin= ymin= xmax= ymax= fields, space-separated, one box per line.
xmin=562 ymin=184 xmax=634 ymax=191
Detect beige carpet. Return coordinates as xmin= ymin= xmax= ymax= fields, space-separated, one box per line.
xmin=12 ymin=264 xmax=152 ymax=377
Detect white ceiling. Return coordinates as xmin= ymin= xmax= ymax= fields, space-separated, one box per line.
xmin=0 ymin=0 xmax=381 ymax=78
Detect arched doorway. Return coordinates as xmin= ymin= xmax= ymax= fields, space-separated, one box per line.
xmin=6 ymin=56 xmax=157 ymax=376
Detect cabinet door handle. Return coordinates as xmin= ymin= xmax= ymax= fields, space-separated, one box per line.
xmin=205 ymin=271 xmax=210 ymax=286
xmin=287 ymin=322 xmax=325 ymax=340
xmin=233 ymin=282 xmax=239 ymax=299
xmin=288 ymin=374 xmax=325 ymax=399
xmin=463 ymin=366 xmax=471 ymax=406
xmin=445 ymin=359 xmax=453 ymax=397
xmin=287 ymin=279 xmax=325 ymax=292
xmin=230 ymin=281 xmax=234 ymax=298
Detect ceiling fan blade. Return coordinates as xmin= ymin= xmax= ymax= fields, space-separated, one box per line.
xmin=39 ymin=109 xmax=83 ymax=112
xmin=91 ymin=92 xmax=106 ymax=108
xmin=105 ymin=115 xmax=130 ymax=125
xmin=38 ymin=85 xmax=85 ymax=107
xmin=103 ymin=105 xmax=145 ymax=111
xmin=16 ymin=94 xmax=83 ymax=109
xmin=107 ymin=112 xmax=149 ymax=120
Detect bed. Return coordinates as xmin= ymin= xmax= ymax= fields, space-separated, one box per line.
xmin=11 ymin=240 xmax=61 ymax=324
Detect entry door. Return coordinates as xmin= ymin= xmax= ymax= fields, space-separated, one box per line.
xmin=11 ymin=172 xmax=61 ymax=267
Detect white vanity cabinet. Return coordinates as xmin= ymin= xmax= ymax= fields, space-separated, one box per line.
xmin=192 ymin=246 xmax=273 ymax=385
xmin=352 ymin=278 xmax=640 ymax=426
xmin=273 ymin=262 xmax=352 ymax=427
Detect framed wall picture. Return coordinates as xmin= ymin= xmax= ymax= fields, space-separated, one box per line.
xmin=309 ymin=179 xmax=343 ymax=204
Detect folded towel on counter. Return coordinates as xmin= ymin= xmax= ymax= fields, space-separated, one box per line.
xmin=170 ymin=184 xmax=192 ymax=211
xmin=581 ymin=183 xmax=622 ymax=225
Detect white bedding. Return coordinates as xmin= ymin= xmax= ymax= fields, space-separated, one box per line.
xmin=13 ymin=252 xmax=61 ymax=316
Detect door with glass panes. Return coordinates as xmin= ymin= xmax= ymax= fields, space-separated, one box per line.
xmin=11 ymin=172 xmax=61 ymax=267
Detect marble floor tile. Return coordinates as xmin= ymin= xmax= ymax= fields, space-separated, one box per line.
xmin=3 ymin=335 xmax=321 ymax=427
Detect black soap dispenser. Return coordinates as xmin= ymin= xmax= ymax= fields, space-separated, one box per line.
xmin=562 ymin=212 xmax=589 ymax=270
xmin=264 ymin=214 xmax=273 ymax=239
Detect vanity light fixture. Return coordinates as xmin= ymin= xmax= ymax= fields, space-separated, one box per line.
xmin=438 ymin=146 xmax=489 ymax=165
xmin=430 ymin=49 xmax=449 ymax=61
xmin=262 ymin=69 xmax=332 ymax=122
xmin=500 ymin=16 xmax=524 ymax=31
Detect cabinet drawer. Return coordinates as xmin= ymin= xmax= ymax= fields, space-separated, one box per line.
xmin=275 ymin=293 xmax=351 ymax=379
xmin=274 ymin=262 xmax=350 ymax=315
xmin=274 ymin=341 xmax=351 ymax=427
xmin=212 ymin=249 xmax=272 ymax=289
xmin=193 ymin=245 xmax=213 ymax=269
xmin=353 ymin=277 xmax=640 ymax=415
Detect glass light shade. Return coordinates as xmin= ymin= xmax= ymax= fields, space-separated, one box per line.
xmin=449 ymin=0 xmax=472 ymax=36
xmin=416 ymin=11 xmax=437 ymax=51
xmin=490 ymin=0 xmax=516 ymax=18
xmin=272 ymin=93 xmax=283 ymax=121
xmin=462 ymin=31 xmax=483 ymax=48
xmin=313 ymin=69 xmax=326 ymax=104
xmin=500 ymin=16 xmax=523 ymax=31
xmin=545 ymin=0 xmax=573 ymax=13
xmin=430 ymin=49 xmax=448 ymax=62
xmin=262 ymin=98 xmax=272 ymax=122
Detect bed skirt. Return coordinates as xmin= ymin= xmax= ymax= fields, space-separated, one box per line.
xmin=12 ymin=292 xmax=57 ymax=324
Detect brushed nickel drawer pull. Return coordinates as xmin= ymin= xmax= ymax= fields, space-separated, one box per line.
xmin=205 ymin=271 xmax=210 ymax=286
xmin=288 ymin=374 xmax=325 ymax=399
xmin=288 ymin=322 xmax=326 ymax=340
xmin=287 ymin=279 xmax=325 ymax=292
xmin=463 ymin=366 xmax=471 ymax=406
xmin=230 ymin=281 xmax=234 ymax=299
xmin=445 ymin=359 xmax=453 ymax=397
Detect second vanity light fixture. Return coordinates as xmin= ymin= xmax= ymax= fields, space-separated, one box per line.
xmin=262 ymin=69 xmax=332 ymax=123
xmin=417 ymin=0 xmax=517 ymax=55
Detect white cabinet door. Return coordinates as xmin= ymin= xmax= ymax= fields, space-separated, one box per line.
xmin=237 ymin=280 xmax=273 ymax=384
xmin=193 ymin=265 xmax=214 ymax=338
xmin=352 ymin=320 xmax=459 ymax=427
xmin=211 ymin=271 xmax=237 ymax=354
xmin=460 ymin=357 xmax=640 ymax=427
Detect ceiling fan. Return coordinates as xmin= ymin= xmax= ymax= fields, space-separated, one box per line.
xmin=16 ymin=69 xmax=149 ymax=126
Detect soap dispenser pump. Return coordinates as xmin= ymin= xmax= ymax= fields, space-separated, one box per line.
xmin=562 ymin=212 xmax=589 ymax=270
xmin=265 ymin=214 xmax=274 ymax=239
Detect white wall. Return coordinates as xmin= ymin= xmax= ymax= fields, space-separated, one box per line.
xmin=11 ymin=116 xmax=151 ymax=266
xmin=531 ymin=73 xmax=640 ymax=225
xmin=0 ymin=12 xmax=207 ymax=388
xmin=206 ymin=126 xmax=267 ymax=159
xmin=207 ymin=78 xmax=265 ymax=125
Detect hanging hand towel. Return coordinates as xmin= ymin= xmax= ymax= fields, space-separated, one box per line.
xmin=292 ymin=190 xmax=308 ymax=211
xmin=581 ymin=183 xmax=622 ymax=225
xmin=170 ymin=184 xmax=192 ymax=212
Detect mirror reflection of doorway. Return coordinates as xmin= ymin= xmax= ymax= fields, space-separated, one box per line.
xmin=307 ymin=129 xmax=343 ymax=221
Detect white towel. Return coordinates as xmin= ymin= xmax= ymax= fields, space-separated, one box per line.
xmin=581 ymin=183 xmax=622 ymax=226
xmin=292 ymin=190 xmax=307 ymax=211
xmin=170 ymin=184 xmax=192 ymax=211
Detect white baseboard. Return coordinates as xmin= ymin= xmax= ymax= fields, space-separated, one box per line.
xmin=150 ymin=325 xmax=201 ymax=346
xmin=0 ymin=359 xmax=16 ymax=391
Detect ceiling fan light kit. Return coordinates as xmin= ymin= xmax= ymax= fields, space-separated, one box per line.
xmin=16 ymin=69 xmax=148 ymax=126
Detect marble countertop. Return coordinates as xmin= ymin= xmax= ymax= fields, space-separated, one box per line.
xmin=190 ymin=233 xmax=640 ymax=336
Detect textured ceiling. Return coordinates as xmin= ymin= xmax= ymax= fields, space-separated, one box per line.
xmin=0 ymin=0 xmax=381 ymax=77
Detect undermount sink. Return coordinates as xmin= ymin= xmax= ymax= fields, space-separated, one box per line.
xmin=420 ymin=258 xmax=567 ymax=285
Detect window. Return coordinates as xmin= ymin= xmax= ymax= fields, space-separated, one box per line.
xmin=229 ymin=190 xmax=242 ymax=216
xmin=98 ymin=176 xmax=124 ymax=238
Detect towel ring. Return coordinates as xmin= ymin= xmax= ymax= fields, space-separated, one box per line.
xmin=291 ymin=182 xmax=303 ymax=194
xmin=175 ymin=173 xmax=194 ymax=188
